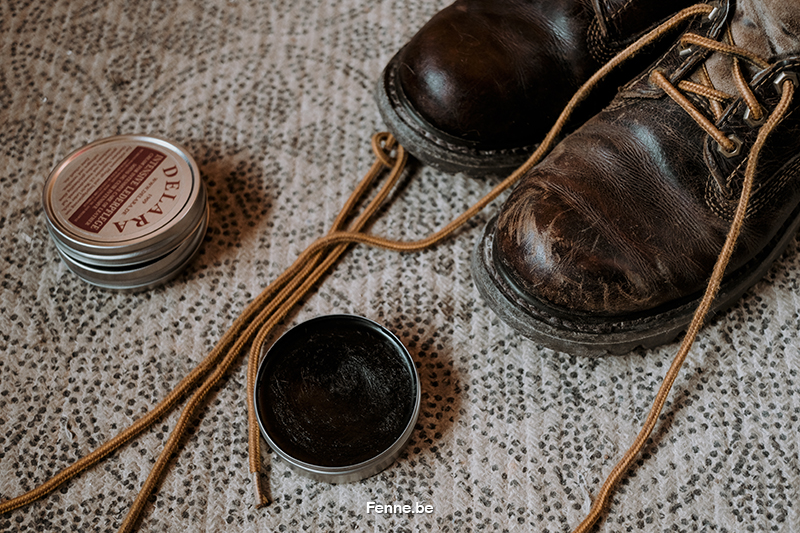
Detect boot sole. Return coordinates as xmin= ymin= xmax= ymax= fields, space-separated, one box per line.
xmin=471 ymin=209 xmax=800 ymax=355
xmin=374 ymin=49 xmax=535 ymax=176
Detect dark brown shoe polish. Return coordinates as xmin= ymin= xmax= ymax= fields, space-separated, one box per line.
xmin=254 ymin=315 xmax=420 ymax=483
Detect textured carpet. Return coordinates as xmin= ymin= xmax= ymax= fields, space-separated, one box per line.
xmin=2 ymin=0 xmax=799 ymax=532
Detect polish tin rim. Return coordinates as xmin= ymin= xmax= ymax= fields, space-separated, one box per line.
xmin=254 ymin=315 xmax=420 ymax=484
xmin=52 ymin=207 xmax=209 ymax=291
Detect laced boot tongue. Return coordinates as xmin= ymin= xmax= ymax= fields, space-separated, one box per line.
xmin=701 ymin=0 xmax=800 ymax=95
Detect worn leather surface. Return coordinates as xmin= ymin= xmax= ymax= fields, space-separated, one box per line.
xmin=493 ymin=0 xmax=800 ymax=315
xmin=395 ymin=0 xmax=695 ymax=150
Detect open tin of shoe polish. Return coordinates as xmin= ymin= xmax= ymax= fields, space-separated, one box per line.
xmin=42 ymin=135 xmax=209 ymax=290
xmin=254 ymin=315 xmax=420 ymax=483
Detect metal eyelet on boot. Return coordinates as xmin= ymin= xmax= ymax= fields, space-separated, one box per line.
xmin=743 ymin=106 xmax=766 ymax=127
xmin=717 ymin=134 xmax=742 ymax=158
xmin=774 ymin=71 xmax=798 ymax=94
xmin=679 ymin=6 xmax=720 ymax=57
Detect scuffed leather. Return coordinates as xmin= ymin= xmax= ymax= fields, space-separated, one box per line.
xmin=493 ymin=0 xmax=800 ymax=316
xmin=396 ymin=0 xmax=694 ymax=150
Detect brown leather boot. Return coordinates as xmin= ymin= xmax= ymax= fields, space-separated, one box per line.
xmin=375 ymin=0 xmax=695 ymax=174
xmin=472 ymin=0 xmax=800 ymax=354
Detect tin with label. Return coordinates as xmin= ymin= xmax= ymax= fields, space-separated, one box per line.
xmin=42 ymin=135 xmax=209 ymax=290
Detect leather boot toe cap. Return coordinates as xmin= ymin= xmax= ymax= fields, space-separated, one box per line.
xmin=396 ymin=1 xmax=597 ymax=149
xmin=493 ymin=182 xmax=654 ymax=316
xmin=491 ymin=123 xmax=725 ymax=316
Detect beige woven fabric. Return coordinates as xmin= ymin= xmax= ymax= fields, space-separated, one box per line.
xmin=2 ymin=0 xmax=799 ymax=531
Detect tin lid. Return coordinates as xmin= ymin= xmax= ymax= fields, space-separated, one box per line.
xmin=254 ymin=315 xmax=420 ymax=484
xmin=42 ymin=135 xmax=206 ymax=266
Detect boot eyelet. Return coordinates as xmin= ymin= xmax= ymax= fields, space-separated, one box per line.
xmin=743 ymin=107 xmax=766 ymax=127
xmin=774 ymin=72 xmax=798 ymax=95
xmin=717 ymin=135 xmax=742 ymax=158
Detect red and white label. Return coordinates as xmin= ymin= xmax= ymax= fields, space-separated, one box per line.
xmin=51 ymin=142 xmax=192 ymax=242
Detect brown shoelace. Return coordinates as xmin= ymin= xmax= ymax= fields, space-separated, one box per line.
xmin=650 ymin=29 xmax=773 ymax=155
xmin=4 ymin=4 xmax=789 ymax=533
xmin=573 ymin=15 xmax=797 ymax=533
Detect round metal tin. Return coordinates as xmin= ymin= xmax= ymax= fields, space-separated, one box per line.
xmin=254 ymin=315 xmax=420 ymax=484
xmin=52 ymin=208 xmax=209 ymax=291
xmin=42 ymin=135 xmax=209 ymax=289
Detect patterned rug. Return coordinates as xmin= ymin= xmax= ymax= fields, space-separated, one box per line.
xmin=1 ymin=0 xmax=799 ymax=531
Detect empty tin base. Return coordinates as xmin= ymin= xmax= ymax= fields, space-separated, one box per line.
xmin=254 ymin=315 xmax=420 ymax=484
